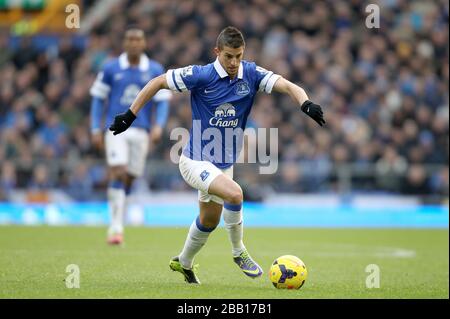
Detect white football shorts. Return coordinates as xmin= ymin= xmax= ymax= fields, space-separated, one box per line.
xmin=179 ymin=154 xmax=233 ymax=205
xmin=105 ymin=127 xmax=149 ymax=177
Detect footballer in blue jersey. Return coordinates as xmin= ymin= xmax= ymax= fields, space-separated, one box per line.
xmin=90 ymin=26 xmax=171 ymax=245
xmin=166 ymin=59 xmax=279 ymax=168
xmin=110 ymin=27 xmax=325 ymax=283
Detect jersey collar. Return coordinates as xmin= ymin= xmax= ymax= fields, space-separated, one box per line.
xmin=213 ymin=58 xmax=243 ymax=79
xmin=119 ymin=53 xmax=150 ymax=71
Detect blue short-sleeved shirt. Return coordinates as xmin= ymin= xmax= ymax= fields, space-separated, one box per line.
xmin=90 ymin=53 xmax=172 ymax=131
xmin=166 ymin=59 xmax=281 ymax=169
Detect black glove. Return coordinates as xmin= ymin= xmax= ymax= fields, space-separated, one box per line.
xmin=301 ymin=100 xmax=325 ymax=126
xmin=109 ymin=109 xmax=136 ymax=135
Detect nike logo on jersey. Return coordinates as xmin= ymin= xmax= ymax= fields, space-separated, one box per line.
xmin=204 ymin=88 xmax=217 ymax=94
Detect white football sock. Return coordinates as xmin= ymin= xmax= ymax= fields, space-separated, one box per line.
xmin=223 ymin=203 xmax=246 ymax=257
xmin=179 ymin=217 xmax=215 ymax=269
xmin=107 ymin=185 xmax=126 ymax=236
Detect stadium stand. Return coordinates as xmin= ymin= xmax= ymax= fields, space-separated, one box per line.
xmin=0 ymin=0 xmax=448 ymax=204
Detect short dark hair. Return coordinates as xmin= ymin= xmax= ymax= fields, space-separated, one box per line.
xmin=124 ymin=25 xmax=144 ymax=37
xmin=216 ymin=26 xmax=245 ymax=49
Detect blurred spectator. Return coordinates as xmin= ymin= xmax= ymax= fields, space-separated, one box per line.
xmin=277 ymin=161 xmax=302 ymax=193
xmin=376 ymin=146 xmax=408 ymax=192
xmin=36 ymin=113 xmax=68 ymax=158
xmin=0 ymin=31 xmax=13 ymax=67
xmin=26 ymin=163 xmax=52 ymax=203
xmin=430 ymin=167 xmax=449 ymax=198
xmin=0 ymin=161 xmax=17 ymax=201
xmin=65 ymin=162 xmax=95 ymax=201
xmin=12 ymin=37 xmax=37 ymax=69
xmin=402 ymin=164 xmax=431 ymax=196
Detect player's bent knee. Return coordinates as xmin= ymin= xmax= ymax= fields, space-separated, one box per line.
xmin=208 ymin=175 xmax=243 ymax=204
xmin=227 ymin=185 xmax=243 ymax=205
xmin=109 ymin=166 xmax=128 ymax=181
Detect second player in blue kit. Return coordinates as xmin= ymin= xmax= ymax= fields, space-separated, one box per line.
xmin=90 ymin=26 xmax=171 ymax=245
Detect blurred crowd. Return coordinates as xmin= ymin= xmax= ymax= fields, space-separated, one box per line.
xmin=0 ymin=0 xmax=448 ymax=202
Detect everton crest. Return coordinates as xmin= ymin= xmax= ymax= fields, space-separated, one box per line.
xmin=235 ymin=81 xmax=250 ymax=96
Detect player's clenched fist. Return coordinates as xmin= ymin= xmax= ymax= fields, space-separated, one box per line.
xmin=301 ymin=100 xmax=326 ymax=127
xmin=109 ymin=109 xmax=136 ymax=135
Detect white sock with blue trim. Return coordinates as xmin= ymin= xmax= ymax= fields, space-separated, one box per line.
xmin=223 ymin=202 xmax=245 ymax=257
xmin=179 ymin=216 xmax=216 ymax=269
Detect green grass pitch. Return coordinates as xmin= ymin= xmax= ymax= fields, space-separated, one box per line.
xmin=0 ymin=226 xmax=448 ymax=298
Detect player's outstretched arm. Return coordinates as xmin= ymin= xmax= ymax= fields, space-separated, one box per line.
xmin=273 ymin=77 xmax=325 ymax=127
xmin=90 ymin=96 xmax=105 ymax=149
xmin=109 ymin=74 xmax=169 ymax=135
xmin=150 ymin=99 xmax=170 ymax=144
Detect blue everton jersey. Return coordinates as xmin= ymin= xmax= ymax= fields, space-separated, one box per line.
xmin=90 ymin=53 xmax=171 ymax=131
xmin=166 ymin=58 xmax=281 ymax=169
